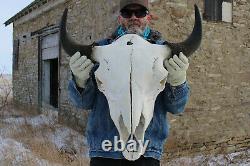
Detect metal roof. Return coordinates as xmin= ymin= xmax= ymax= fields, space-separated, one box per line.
xmin=4 ymin=0 xmax=51 ymax=26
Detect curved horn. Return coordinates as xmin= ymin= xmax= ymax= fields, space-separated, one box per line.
xmin=164 ymin=4 xmax=202 ymax=57
xmin=60 ymin=8 xmax=95 ymax=60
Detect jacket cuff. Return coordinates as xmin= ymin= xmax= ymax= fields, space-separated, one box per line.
xmin=71 ymin=73 xmax=96 ymax=96
xmin=164 ymin=81 xmax=190 ymax=102
xmin=72 ymin=73 xmax=84 ymax=93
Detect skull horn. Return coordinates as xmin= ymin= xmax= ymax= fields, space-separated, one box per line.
xmin=164 ymin=4 xmax=202 ymax=57
xmin=60 ymin=8 xmax=96 ymax=60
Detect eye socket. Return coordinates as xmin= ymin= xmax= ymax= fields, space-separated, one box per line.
xmin=127 ymin=41 xmax=133 ymax=45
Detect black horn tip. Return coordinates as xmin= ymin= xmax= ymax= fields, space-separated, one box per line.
xmin=165 ymin=4 xmax=202 ymax=58
xmin=59 ymin=8 xmax=95 ymax=60
xmin=61 ymin=8 xmax=68 ymax=29
xmin=63 ymin=8 xmax=68 ymax=16
xmin=194 ymin=4 xmax=199 ymax=11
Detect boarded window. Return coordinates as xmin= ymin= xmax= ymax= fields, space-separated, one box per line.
xmin=41 ymin=33 xmax=59 ymax=60
xmin=204 ymin=0 xmax=233 ymax=23
xmin=13 ymin=39 xmax=19 ymax=71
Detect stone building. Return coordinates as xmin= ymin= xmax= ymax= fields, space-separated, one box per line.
xmin=5 ymin=0 xmax=250 ymax=159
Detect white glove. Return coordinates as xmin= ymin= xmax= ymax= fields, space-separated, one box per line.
xmin=70 ymin=52 xmax=94 ymax=88
xmin=164 ymin=52 xmax=189 ymax=86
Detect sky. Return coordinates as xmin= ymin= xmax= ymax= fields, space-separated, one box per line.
xmin=0 ymin=0 xmax=34 ymax=74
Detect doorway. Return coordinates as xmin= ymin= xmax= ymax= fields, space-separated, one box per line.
xmin=39 ymin=31 xmax=60 ymax=109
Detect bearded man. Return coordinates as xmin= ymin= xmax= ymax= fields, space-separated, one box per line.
xmin=68 ymin=0 xmax=190 ymax=165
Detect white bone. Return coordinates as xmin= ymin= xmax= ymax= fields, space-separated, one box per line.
xmin=92 ymin=34 xmax=171 ymax=160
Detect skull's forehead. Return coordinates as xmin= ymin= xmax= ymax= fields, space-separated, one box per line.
xmin=93 ymin=34 xmax=171 ymax=62
xmin=93 ymin=34 xmax=170 ymax=92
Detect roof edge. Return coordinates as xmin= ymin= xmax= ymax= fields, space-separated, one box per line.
xmin=4 ymin=0 xmax=50 ymax=26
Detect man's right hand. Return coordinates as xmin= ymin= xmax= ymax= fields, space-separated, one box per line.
xmin=70 ymin=52 xmax=94 ymax=88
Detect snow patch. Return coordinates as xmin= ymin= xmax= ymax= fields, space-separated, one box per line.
xmin=0 ymin=136 xmax=61 ymax=166
xmin=166 ymin=150 xmax=250 ymax=166
xmin=0 ymin=109 xmax=249 ymax=165
xmin=2 ymin=113 xmax=57 ymax=127
xmin=45 ymin=126 xmax=88 ymax=157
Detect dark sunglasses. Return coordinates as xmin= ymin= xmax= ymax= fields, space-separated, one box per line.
xmin=120 ymin=8 xmax=149 ymax=18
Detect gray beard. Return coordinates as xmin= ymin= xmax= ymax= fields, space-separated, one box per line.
xmin=125 ymin=25 xmax=144 ymax=35
xmin=127 ymin=27 xmax=143 ymax=35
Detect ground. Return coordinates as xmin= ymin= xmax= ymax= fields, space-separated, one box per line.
xmin=0 ymin=106 xmax=249 ymax=166
xmin=0 ymin=107 xmax=89 ymax=166
xmin=0 ymin=75 xmax=249 ymax=165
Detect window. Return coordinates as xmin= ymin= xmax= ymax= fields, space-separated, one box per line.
xmin=41 ymin=32 xmax=59 ymax=60
xmin=203 ymin=0 xmax=233 ymax=23
xmin=13 ymin=39 xmax=19 ymax=71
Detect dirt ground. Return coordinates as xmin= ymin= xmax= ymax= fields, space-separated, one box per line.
xmin=0 ymin=106 xmax=90 ymax=166
xmin=0 ymin=105 xmax=249 ymax=166
xmin=0 ymin=75 xmax=249 ymax=165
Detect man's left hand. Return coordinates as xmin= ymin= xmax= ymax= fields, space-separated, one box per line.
xmin=164 ymin=52 xmax=189 ymax=86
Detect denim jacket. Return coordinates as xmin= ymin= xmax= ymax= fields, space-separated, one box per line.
xmin=68 ymin=27 xmax=190 ymax=160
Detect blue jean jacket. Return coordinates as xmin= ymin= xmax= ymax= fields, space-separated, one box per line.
xmin=68 ymin=28 xmax=190 ymax=160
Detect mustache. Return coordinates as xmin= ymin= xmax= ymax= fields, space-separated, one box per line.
xmin=125 ymin=27 xmax=144 ymax=35
xmin=128 ymin=20 xmax=141 ymax=25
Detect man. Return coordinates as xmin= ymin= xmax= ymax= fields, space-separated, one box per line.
xmin=68 ymin=0 xmax=190 ymax=165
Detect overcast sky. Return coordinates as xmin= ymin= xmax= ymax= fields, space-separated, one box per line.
xmin=0 ymin=0 xmax=34 ymax=74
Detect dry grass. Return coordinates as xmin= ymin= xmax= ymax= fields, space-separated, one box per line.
xmin=0 ymin=73 xmax=12 ymax=111
xmin=0 ymin=106 xmax=90 ymax=166
xmin=1 ymin=107 xmax=249 ymax=166
xmin=0 ymin=73 xmax=90 ymax=165
xmin=11 ymin=124 xmax=89 ymax=165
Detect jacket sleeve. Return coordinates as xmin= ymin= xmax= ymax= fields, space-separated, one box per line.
xmin=162 ymin=82 xmax=190 ymax=115
xmin=68 ymin=65 xmax=98 ymax=110
xmin=67 ymin=39 xmax=110 ymax=110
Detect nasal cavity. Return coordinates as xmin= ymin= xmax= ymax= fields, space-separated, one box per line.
xmin=127 ymin=41 xmax=133 ymax=45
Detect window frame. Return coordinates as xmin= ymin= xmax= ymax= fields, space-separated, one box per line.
xmin=203 ymin=0 xmax=233 ymax=23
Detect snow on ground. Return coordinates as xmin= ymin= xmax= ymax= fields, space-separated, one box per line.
xmin=0 ymin=108 xmax=89 ymax=165
xmin=1 ymin=110 xmax=87 ymax=153
xmin=0 ymin=110 xmax=58 ymax=139
xmin=165 ymin=150 xmax=250 ymax=166
xmin=0 ymin=107 xmax=249 ymax=166
xmin=0 ymin=137 xmax=61 ymax=166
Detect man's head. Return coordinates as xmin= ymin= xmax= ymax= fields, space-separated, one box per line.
xmin=118 ymin=0 xmax=151 ymax=35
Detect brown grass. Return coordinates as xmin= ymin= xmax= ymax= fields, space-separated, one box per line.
xmin=1 ymin=107 xmax=249 ymax=166
xmin=0 ymin=73 xmax=12 ymax=111
xmin=16 ymin=124 xmax=89 ymax=165
xmin=0 ymin=106 xmax=90 ymax=166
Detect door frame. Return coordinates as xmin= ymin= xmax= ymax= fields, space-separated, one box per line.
xmin=38 ymin=25 xmax=61 ymax=111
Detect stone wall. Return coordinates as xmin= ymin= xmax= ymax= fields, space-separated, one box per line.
xmin=57 ymin=0 xmax=120 ymax=131
xmin=148 ymin=0 xmax=250 ymax=159
xmin=12 ymin=0 xmax=119 ymax=127
xmin=12 ymin=0 xmax=249 ymax=159
xmin=12 ymin=1 xmax=67 ymax=107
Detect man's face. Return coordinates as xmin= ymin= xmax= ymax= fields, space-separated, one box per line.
xmin=118 ymin=4 xmax=151 ymax=35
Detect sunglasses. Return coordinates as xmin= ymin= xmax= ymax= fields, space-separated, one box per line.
xmin=120 ymin=8 xmax=149 ymax=18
